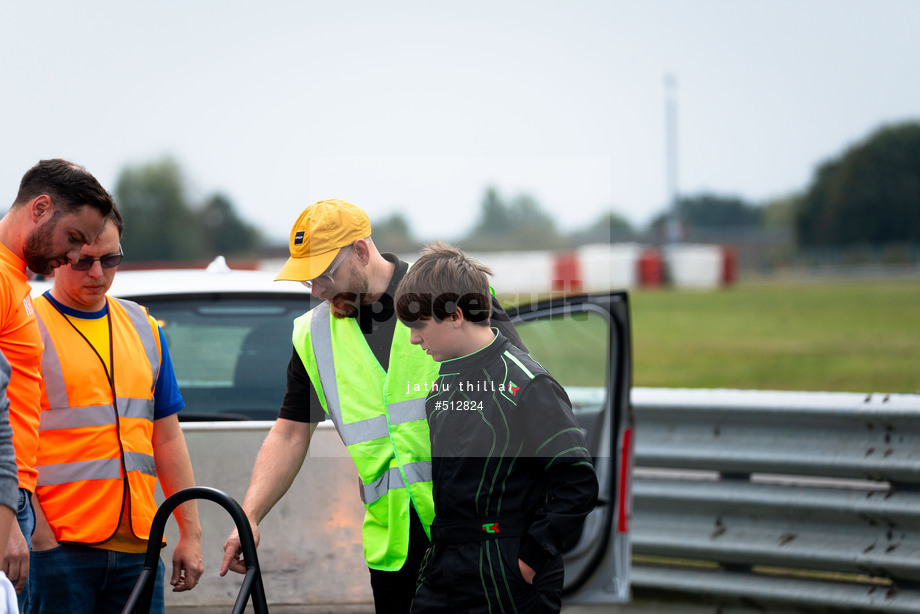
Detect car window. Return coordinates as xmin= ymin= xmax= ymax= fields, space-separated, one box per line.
xmin=140 ymin=294 xmax=317 ymax=420
xmin=513 ymin=308 xmax=610 ymax=456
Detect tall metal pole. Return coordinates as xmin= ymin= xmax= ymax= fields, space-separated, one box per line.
xmin=665 ymin=73 xmax=681 ymax=243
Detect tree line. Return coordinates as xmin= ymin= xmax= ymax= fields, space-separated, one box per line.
xmin=114 ymin=158 xmax=263 ymax=263
xmin=112 ymin=120 xmax=920 ymax=262
xmin=795 ymin=122 xmax=920 ymax=247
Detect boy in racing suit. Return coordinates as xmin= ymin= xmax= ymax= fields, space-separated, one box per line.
xmin=395 ymin=241 xmax=598 ymax=614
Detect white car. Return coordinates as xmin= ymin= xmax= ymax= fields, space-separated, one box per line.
xmin=31 ymin=258 xmax=634 ymax=610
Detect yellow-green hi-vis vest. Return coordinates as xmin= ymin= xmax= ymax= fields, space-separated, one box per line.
xmin=293 ymin=302 xmax=440 ymax=571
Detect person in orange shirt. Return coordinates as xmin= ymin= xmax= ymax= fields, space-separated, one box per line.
xmin=0 ymin=158 xmax=113 ymax=612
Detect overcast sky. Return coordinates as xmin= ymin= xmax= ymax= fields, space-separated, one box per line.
xmin=2 ymin=0 xmax=918 ymax=243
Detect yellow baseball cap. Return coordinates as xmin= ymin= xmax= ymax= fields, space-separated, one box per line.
xmin=274 ymin=199 xmax=372 ymax=282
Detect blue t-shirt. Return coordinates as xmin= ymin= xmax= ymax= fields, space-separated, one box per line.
xmin=41 ymin=291 xmax=184 ymax=419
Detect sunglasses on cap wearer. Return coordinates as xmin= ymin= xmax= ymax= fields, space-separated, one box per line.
xmin=303 ymin=245 xmax=352 ymax=288
xmin=70 ymin=248 xmax=124 ymax=271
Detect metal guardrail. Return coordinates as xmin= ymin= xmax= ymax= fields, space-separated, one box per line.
xmin=629 ymin=388 xmax=920 ymax=613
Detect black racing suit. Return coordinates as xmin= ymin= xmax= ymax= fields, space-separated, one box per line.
xmin=412 ymin=331 xmax=598 ymax=614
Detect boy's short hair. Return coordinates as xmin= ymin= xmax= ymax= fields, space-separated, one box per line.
xmin=396 ymin=241 xmax=493 ymax=327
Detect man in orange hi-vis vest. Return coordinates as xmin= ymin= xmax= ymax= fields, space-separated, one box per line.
xmin=29 ymin=209 xmax=203 ymax=614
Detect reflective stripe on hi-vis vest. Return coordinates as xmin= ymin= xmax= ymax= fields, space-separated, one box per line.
xmin=33 ymin=296 xmax=161 ymax=545
xmin=294 ymin=302 xmax=440 ymax=571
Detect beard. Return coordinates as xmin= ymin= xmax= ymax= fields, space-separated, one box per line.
xmin=22 ymin=215 xmax=63 ymax=276
xmin=329 ymin=267 xmax=370 ymax=319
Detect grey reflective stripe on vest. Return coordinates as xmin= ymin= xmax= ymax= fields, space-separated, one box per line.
xmin=39 ymin=397 xmax=153 ymax=432
xmin=34 ymin=314 xmax=68 ymax=409
xmin=37 ymin=451 xmax=156 ymax=487
xmin=338 ymin=415 xmax=389 ymax=446
xmin=388 ymin=398 xmax=426 ymax=425
xmin=120 ymin=300 xmax=161 ymax=393
xmin=360 ymin=460 xmax=433 ymax=505
xmin=310 ymin=303 xmax=344 ymax=430
xmin=333 ymin=401 xmax=426 ymax=446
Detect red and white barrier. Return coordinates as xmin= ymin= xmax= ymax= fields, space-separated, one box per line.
xmin=264 ymin=244 xmax=737 ymax=295
xmin=467 ymin=250 xmax=556 ymax=296
xmin=662 ymin=244 xmax=725 ymax=289
xmin=470 ymin=243 xmax=735 ymax=293
xmin=577 ymin=243 xmax=643 ymax=291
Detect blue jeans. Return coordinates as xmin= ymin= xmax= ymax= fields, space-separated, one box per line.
xmin=16 ymin=489 xmax=34 ymax=614
xmin=29 ymin=544 xmax=165 ymax=614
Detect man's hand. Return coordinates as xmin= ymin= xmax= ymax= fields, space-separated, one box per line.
xmin=220 ymin=523 xmax=260 ymax=577
xmin=170 ymin=535 xmax=204 ymax=592
xmin=218 ymin=419 xmax=312 ymax=577
xmin=518 ymin=559 xmax=536 ymax=585
xmin=3 ymin=522 xmax=29 ymax=593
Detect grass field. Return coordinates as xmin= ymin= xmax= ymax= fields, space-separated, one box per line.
xmin=628 ymin=278 xmax=920 ymax=393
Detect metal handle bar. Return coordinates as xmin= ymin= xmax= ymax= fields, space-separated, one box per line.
xmin=122 ymin=486 xmax=268 ymax=614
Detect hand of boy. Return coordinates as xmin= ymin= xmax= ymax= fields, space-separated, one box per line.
xmin=518 ymin=559 xmax=536 ymax=585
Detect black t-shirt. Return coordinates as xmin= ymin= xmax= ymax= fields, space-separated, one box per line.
xmin=278 ymin=253 xmax=527 ymax=423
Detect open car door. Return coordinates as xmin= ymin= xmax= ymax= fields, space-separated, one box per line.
xmin=507 ymin=291 xmax=633 ymax=604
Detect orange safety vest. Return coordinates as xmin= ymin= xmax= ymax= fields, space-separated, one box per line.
xmin=33 ymin=296 xmax=161 ymax=544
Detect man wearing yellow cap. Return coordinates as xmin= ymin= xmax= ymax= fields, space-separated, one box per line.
xmin=220 ymin=199 xmax=526 ymax=613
